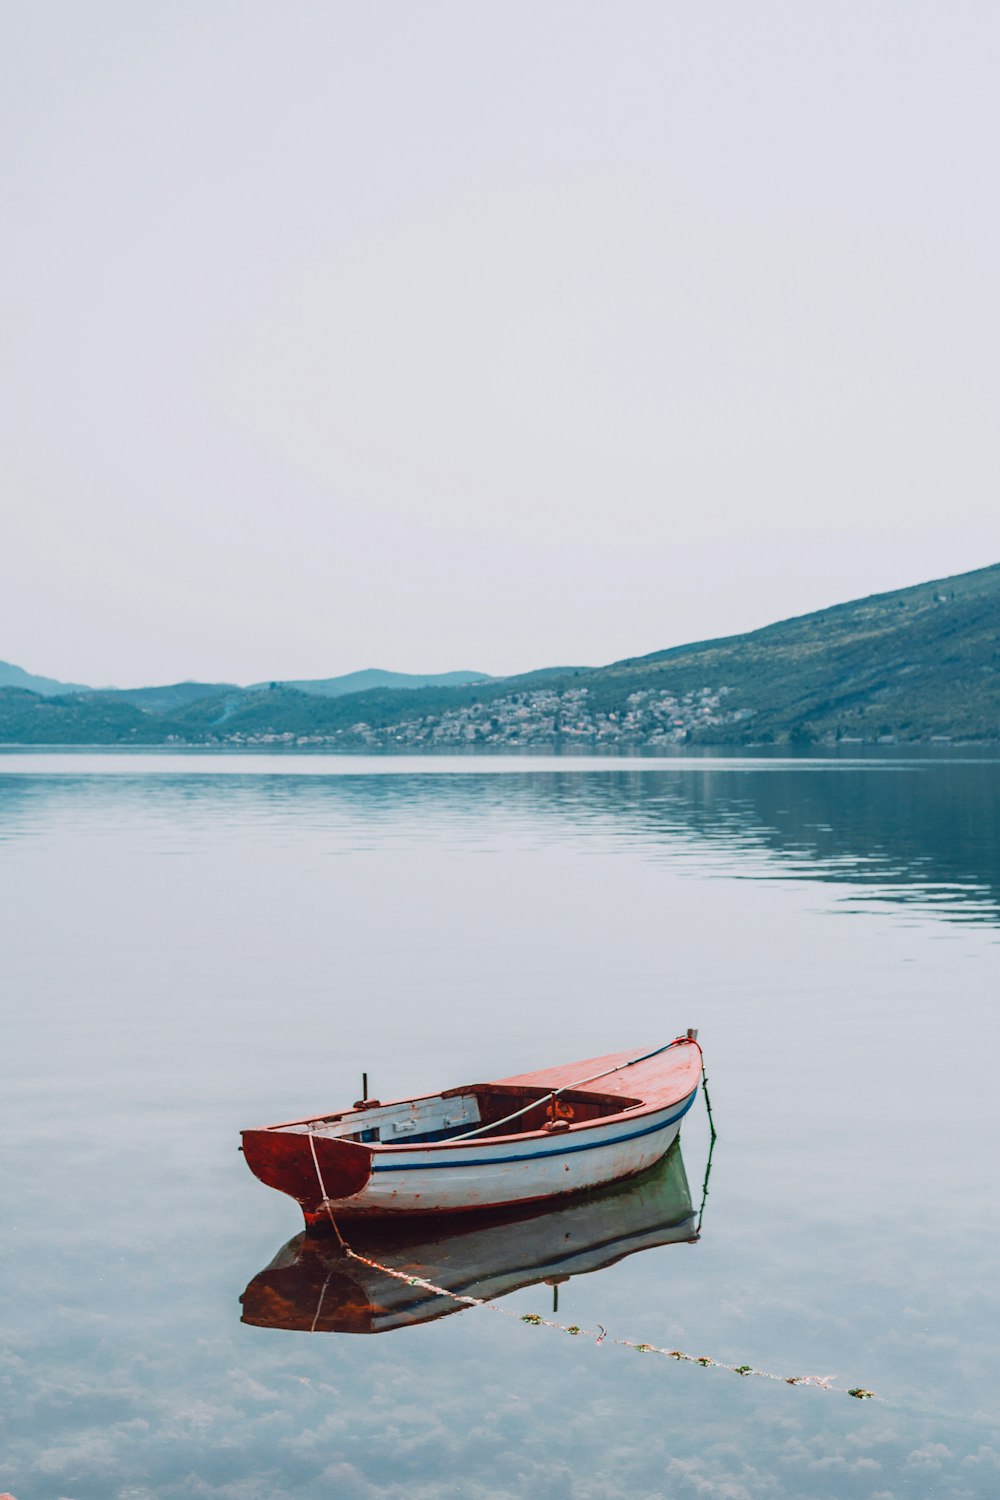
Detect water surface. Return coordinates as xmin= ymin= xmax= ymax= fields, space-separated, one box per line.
xmin=2 ymin=752 xmax=999 ymax=1498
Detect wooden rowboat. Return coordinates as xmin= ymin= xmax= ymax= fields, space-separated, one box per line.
xmin=241 ymin=1036 xmax=703 ymax=1225
xmin=241 ymin=1137 xmax=697 ymax=1334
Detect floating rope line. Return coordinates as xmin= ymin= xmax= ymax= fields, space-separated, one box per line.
xmin=306 ymin=1082 xmax=877 ymax=1401
xmin=338 ymin=1242 xmax=877 ymax=1400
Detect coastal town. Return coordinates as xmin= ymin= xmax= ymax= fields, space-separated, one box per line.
xmin=209 ymin=683 xmax=751 ymax=749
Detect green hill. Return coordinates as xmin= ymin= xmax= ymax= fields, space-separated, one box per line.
xmin=0 ymin=688 xmax=187 ymax=744
xmin=572 ymin=560 xmax=1000 ymax=744
xmin=178 ymin=562 xmax=998 ymax=747
xmin=1 ymin=563 xmax=998 ymax=746
xmin=112 ymin=681 xmax=235 ymax=713
xmin=258 ymin=668 xmax=492 ymax=697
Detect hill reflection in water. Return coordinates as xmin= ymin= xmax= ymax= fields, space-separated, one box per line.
xmin=211 ymin=750 xmax=1000 ymax=927
xmin=527 ymin=755 xmax=1000 ymax=925
xmin=1 ymin=750 xmax=997 ymax=924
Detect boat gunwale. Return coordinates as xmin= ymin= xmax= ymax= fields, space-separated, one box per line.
xmin=251 ymin=1052 xmax=702 ymax=1156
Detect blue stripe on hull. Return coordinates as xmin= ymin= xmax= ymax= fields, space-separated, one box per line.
xmin=371 ymin=1088 xmax=698 ymax=1172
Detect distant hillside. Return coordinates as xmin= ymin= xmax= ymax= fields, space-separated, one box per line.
xmin=0 ymin=666 xmax=487 ymax=741
xmin=112 ymin=681 xmax=236 ymax=713
xmin=177 ymin=563 xmax=998 ymax=748
xmin=260 ymin=668 xmax=492 ymax=697
xmin=584 ymin=560 xmax=1000 ymax=744
xmin=0 ymin=659 xmax=89 ymax=696
xmin=1 ymin=564 xmax=997 ymax=745
xmin=0 ymin=687 xmax=184 ymax=744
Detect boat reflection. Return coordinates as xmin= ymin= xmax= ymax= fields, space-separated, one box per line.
xmin=241 ymin=1136 xmax=701 ymax=1334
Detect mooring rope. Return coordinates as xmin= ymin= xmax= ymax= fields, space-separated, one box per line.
xmin=448 ymin=1036 xmax=697 ymax=1143
xmin=305 ymin=1072 xmax=877 ymax=1402
xmin=335 ymin=1242 xmax=876 ymax=1399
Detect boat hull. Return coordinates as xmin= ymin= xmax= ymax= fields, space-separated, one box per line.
xmin=326 ymin=1092 xmax=697 ymax=1217
xmin=241 ymin=1041 xmax=703 ymax=1223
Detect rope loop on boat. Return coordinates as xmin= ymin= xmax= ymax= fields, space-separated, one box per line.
xmin=449 ymin=1035 xmax=702 ymax=1143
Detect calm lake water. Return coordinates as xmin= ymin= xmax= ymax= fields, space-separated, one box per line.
xmin=2 ymin=750 xmax=999 ymax=1499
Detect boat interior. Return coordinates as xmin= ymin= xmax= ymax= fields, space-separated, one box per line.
xmin=295 ymin=1084 xmax=643 ymax=1146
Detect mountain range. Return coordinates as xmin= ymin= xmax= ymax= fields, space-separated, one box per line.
xmin=0 ymin=660 xmax=91 ymax=696
xmin=0 ymin=663 xmax=490 ymax=701
xmin=2 ymin=562 xmax=998 ymax=746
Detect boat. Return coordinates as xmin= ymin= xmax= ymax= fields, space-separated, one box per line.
xmin=241 ymin=1137 xmax=698 ymax=1334
xmin=241 ymin=1035 xmax=703 ymax=1225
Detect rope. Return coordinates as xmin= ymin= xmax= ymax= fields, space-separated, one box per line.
xmin=695 ymin=1122 xmax=716 ymax=1238
xmin=700 ymin=1056 xmax=717 ymax=1144
xmin=308 ymin=1128 xmax=347 ymax=1251
xmin=327 ymin=1241 xmax=874 ymax=1398
xmin=449 ymin=1036 xmax=698 ymax=1143
xmin=305 ymin=1070 xmax=877 ymax=1403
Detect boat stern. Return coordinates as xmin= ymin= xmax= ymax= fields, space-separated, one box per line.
xmin=241 ymin=1128 xmax=373 ymax=1227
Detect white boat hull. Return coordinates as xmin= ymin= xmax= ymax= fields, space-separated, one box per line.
xmin=323 ymin=1091 xmax=698 ymax=1216
xmin=242 ymin=1041 xmax=704 ymax=1222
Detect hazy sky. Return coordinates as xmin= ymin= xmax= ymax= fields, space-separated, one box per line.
xmin=3 ymin=2 xmax=998 ymax=687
